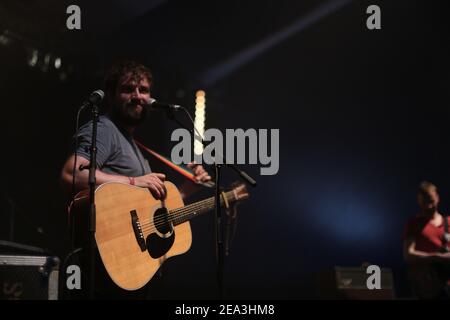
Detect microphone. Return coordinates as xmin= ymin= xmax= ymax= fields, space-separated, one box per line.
xmin=80 ymin=90 xmax=105 ymax=109
xmin=146 ymin=98 xmax=181 ymax=111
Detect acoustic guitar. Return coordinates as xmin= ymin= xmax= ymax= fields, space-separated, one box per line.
xmin=69 ymin=181 xmax=249 ymax=290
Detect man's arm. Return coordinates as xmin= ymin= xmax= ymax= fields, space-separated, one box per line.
xmin=403 ymin=237 xmax=450 ymax=265
xmin=61 ymin=154 xmax=167 ymax=199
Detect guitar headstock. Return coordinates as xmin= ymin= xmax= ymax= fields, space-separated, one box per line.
xmin=230 ymin=182 xmax=250 ymax=201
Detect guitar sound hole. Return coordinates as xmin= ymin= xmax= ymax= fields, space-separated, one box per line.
xmin=146 ymin=207 xmax=175 ymax=259
xmin=153 ymin=207 xmax=172 ymax=235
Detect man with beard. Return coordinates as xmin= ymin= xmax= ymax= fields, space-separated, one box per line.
xmin=403 ymin=181 xmax=450 ymax=299
xmin=60 ymin=61 xmax=211 ymax=299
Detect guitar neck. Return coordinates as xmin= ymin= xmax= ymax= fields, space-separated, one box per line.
xmin=169 ymin=190 xmax=236 ymax=226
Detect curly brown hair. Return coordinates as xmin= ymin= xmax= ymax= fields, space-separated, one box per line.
xmin=103 ymin=60 xmax=153 ymax=97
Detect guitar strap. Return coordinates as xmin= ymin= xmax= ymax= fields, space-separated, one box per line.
xmin=134 ymin=139 xmax=214 ymax=188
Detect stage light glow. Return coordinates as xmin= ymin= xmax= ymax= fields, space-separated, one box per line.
xmin=300 ymin=185 xmax=386 ymax=243
xmin=200 ymin=0 xmax=352 ymax=87
xmin=54 ymin=57 xmax=62 ymax=69
xmin=194 ymin=90 xmax=206 ymax=156
xmin=0 ymin=34 xmax=11 ymax=46
xmin=28 ymin=49 xmax=39 ymax=67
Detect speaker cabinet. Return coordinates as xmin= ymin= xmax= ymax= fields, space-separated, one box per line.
xmin=315 ymin=266 xmax=395 ymax=299
xmin=0 ymin=255 xmax=59 ymax=300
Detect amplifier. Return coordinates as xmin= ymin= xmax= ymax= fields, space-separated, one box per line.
xmin=0 ymin=255 xmax=60 ymax=300
xmin=315 ymin=266 xmax=395 ymax=299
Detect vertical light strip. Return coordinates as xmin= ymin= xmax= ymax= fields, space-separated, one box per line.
xmin=194 ymin=90 xmax=206 ymax=157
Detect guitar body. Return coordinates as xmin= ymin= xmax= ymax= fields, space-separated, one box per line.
xmin=70 ymin=181 xmax=192 ymax=291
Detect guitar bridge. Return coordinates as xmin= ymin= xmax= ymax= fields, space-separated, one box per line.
xmin=130 ymin=210 xmax=146 ymax=252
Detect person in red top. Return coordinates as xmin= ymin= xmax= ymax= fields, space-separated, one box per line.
xmin=403 ymin=181 xmax=450 ymax=299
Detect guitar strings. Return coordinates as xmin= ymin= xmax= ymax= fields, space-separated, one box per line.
xmin=139 ymin=187 xmax=242 ymax=234
xmin=139 ymin=195 xmax=230 ymax=234
xmin=139 ymin=191 xmax=235 ymax=234
xmin=139 ymin=200 xmax=220 ymax=234
xmin=141 ymin=190 xmax=233 ymax=228
xmin=139 ymin=198 xmax=218 ymax=230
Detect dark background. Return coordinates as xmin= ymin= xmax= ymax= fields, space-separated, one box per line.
xmin=0 ymin=0 xmax=449 ymax=299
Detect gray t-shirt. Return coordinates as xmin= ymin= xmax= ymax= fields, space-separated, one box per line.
xmin=75 ymin=115 xmax=151 ymax=177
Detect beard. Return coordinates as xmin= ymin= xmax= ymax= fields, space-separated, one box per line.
xmin=111 ymin=100 xmax=148 ymax=127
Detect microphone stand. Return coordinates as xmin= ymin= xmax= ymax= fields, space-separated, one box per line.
xmin=87 ymin=103 xmax=99 ymax=299
xmin=213 ymin=163 xmax=224 ymax=298
xmin=164 ymin=106 xmax=256 ymax=299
